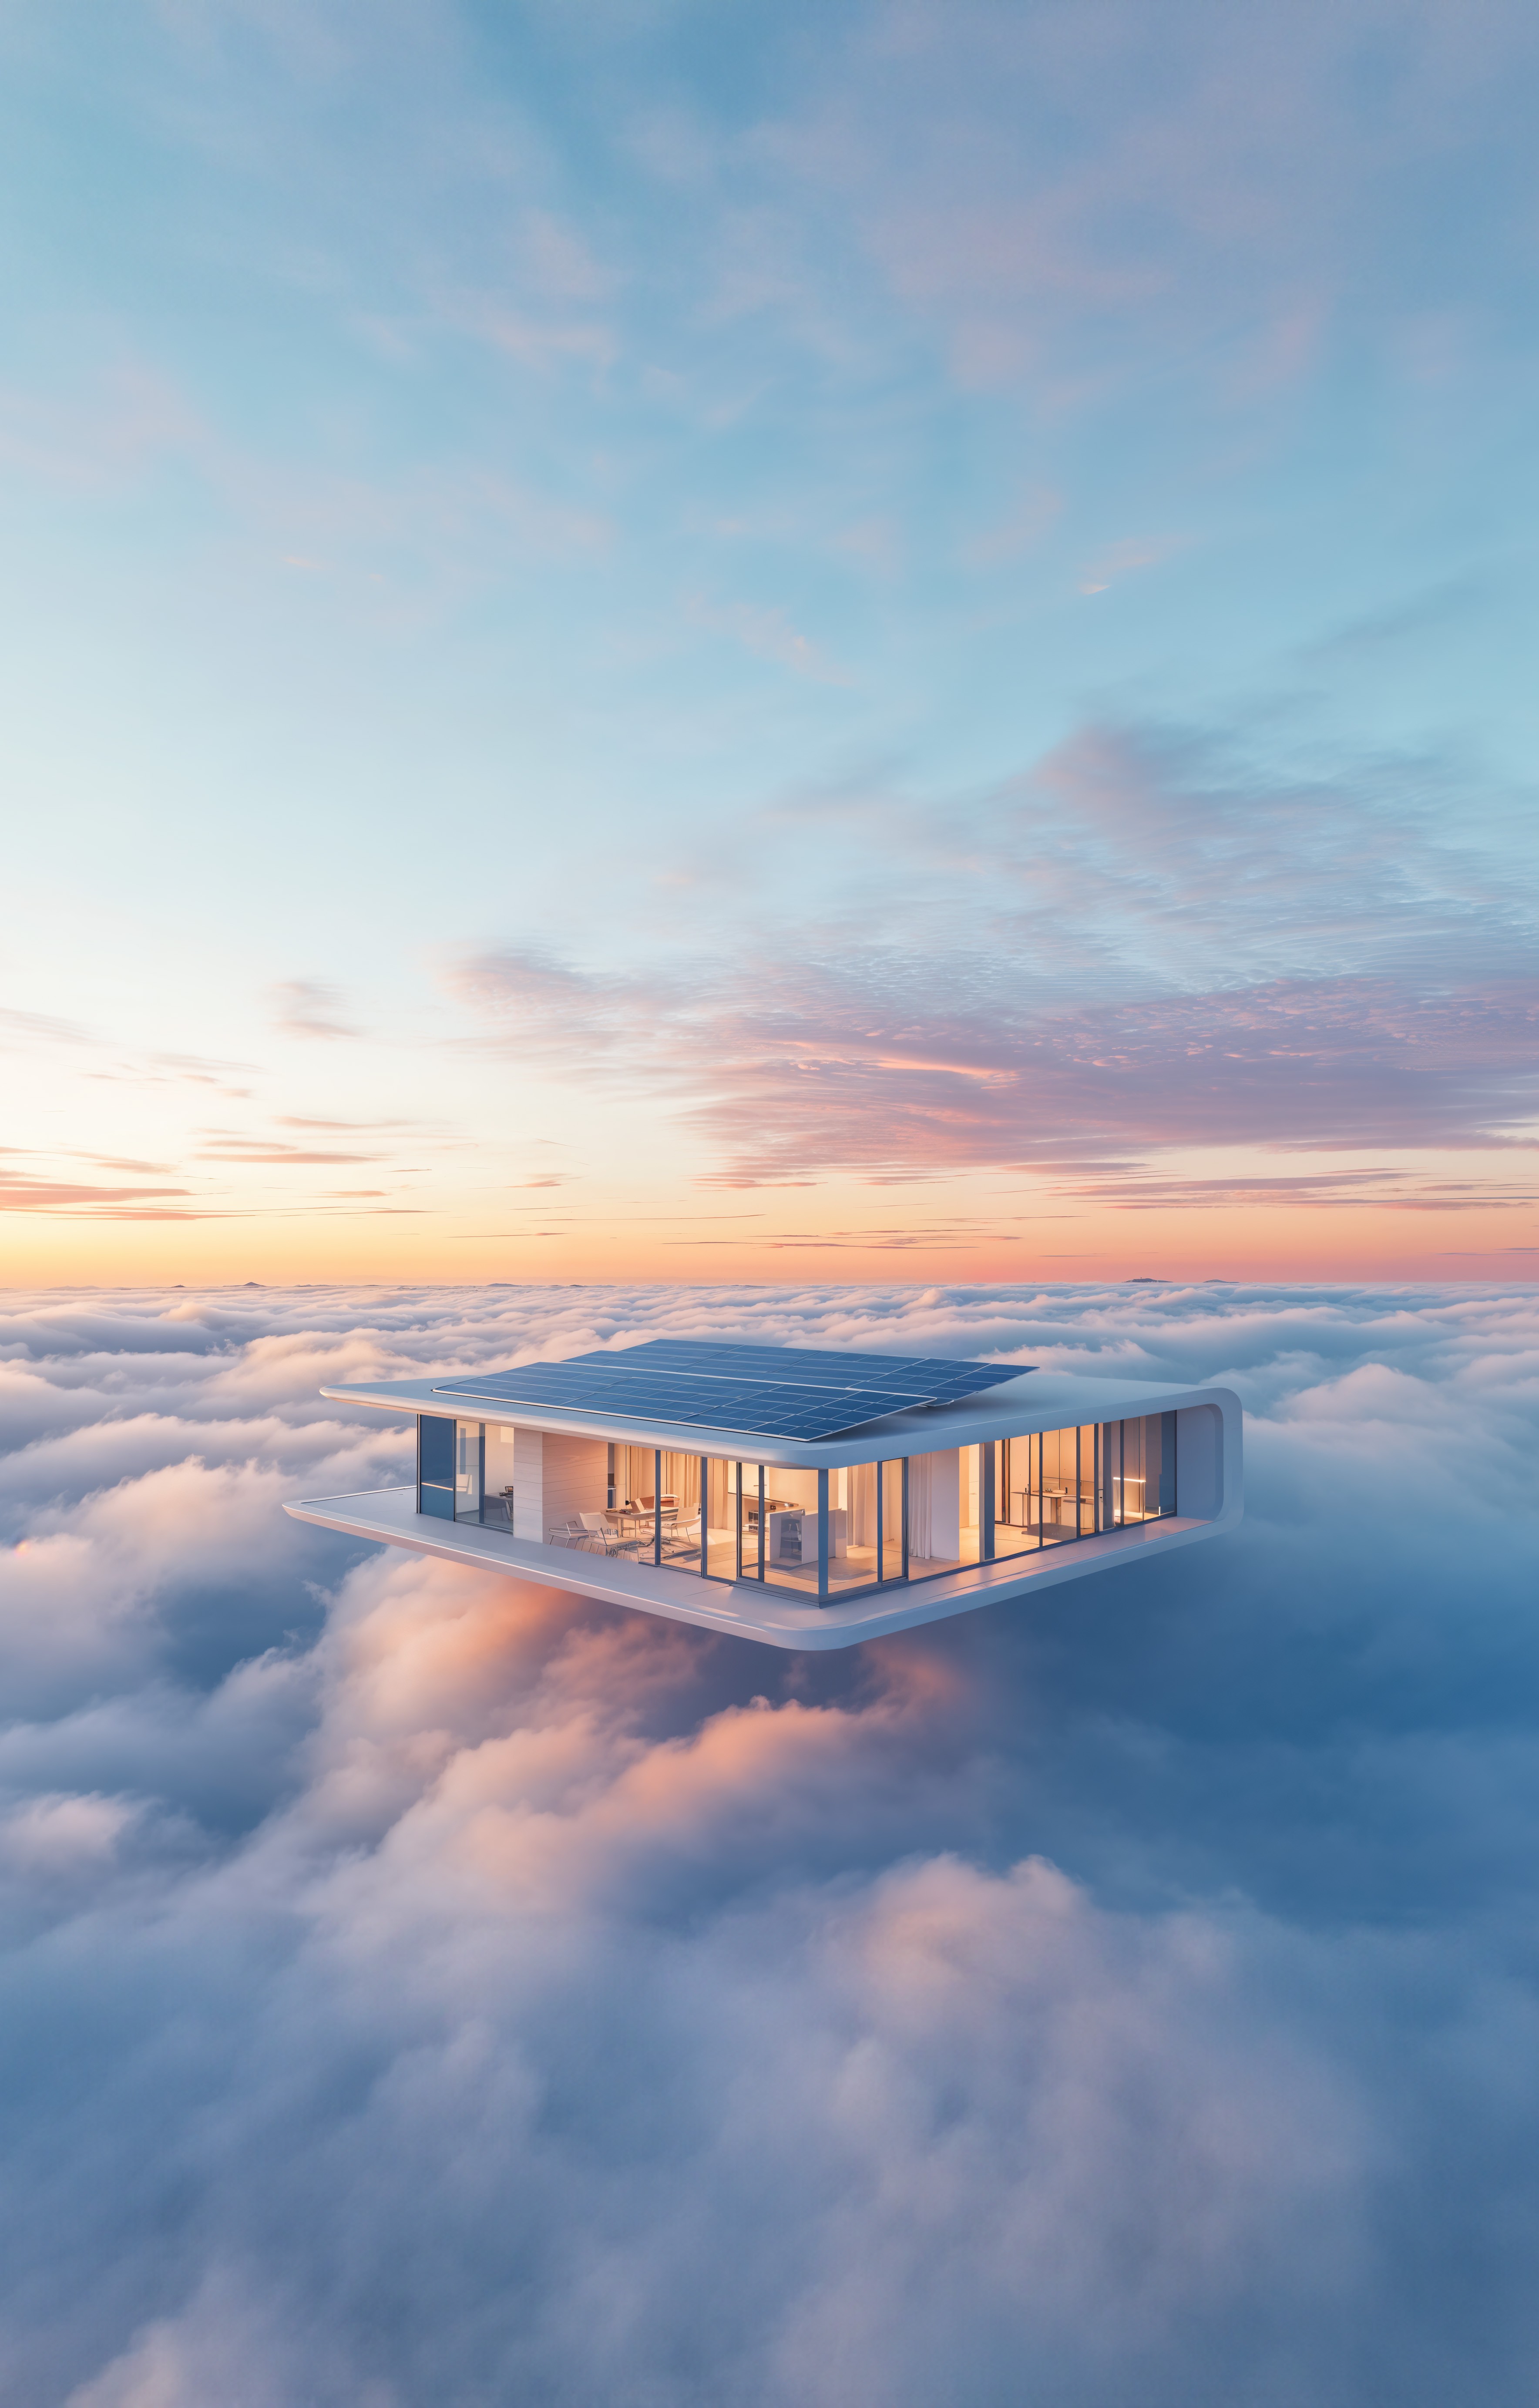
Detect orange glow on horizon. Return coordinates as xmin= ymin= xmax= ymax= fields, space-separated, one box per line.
xmin=3 ymin=1184 xmax=1534 ymax=1290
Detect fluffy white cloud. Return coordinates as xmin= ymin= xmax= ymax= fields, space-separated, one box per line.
xmin=0 ymin=1281 xmax=1536 ymax=2404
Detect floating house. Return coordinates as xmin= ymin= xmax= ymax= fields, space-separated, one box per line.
xmin=287 ymin=1338 xmax=1242 ymax=1650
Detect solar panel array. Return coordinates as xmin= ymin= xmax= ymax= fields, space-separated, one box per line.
xmin=431 ymin=1338 xmax=1032 ymax=1441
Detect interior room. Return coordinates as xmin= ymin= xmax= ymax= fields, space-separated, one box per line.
xmin=427 ymin=1411 xmax=1178 ymax=1592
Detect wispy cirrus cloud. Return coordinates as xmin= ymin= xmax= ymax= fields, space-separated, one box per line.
xmin=447 ymin=713 xmax=1539 ymax=1188
xmin=795 ymin=0 xmax=1539 ymax=399
xmin=453 ymin=947 xmax=1539 ymax=1184
xmin=268 ymin=981 xmax=361 ymax=1042
xmin=0 ymin=1006 xmax=94 ymax=1047
xmin=688 ymin=594 xmax=854 ymax=685
xmin=1077 ymin=534 xmax=1184 ymax=594
xmin=0 ymin=1170 xmax=192 ymax=1216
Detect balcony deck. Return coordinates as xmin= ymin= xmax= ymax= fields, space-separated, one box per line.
xmin=284 ymin=1484 xmax=1220 ymax=1651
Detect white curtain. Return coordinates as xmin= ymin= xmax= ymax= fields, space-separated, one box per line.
xmin=661 ymin=1451 xmax=700 ymax=1509
xmin=850 ymin=1463 xmax=907 ymax=1553
xmin=618 ymin=1448 xmax=702 ymax=1507
xmin=850 ymin=1462 xmax=879 ymax=1547
xmin=618 ymin=1445 xmax=654 ymax=1507
xmin=885 ymin=1463 xmax=905 ymax=1547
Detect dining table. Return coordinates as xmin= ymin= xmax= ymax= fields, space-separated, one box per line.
xmin=615 ymin=1503 xmax=677 ymax=1540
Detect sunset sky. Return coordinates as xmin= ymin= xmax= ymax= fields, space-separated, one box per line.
xmin=3 ymin=0 xmax=1538 ymax=1285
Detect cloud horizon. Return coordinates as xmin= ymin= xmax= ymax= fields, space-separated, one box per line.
xmin=0 ymin=1281 xmax=1537 ymax=2404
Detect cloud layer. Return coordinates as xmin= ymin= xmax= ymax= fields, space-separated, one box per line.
xmin=1 ymin=1281 xmax=1537 ymax=2403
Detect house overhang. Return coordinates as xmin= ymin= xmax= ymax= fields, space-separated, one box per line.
xmin=318 ymin=1370 xmax=1235 ymax=1469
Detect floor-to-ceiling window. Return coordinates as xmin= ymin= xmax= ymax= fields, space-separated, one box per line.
xmin=453 ymin=1419 xmax=484 ymax=1523
xmin=598 ymin=1445 xmax=704 ymax=1565
xmin=1038 ymin=1425 xmax=1080 ymax=1543
xmin=991 ymin=1437 xmax=1036 ymax=1559
xmin=821 ymin=1459 xmax=904 ymax=1596
xmin=905 ymin=1448 xmax=974 ymax=1578
xmin=971 ymin=1416 xmax=1181 ymax=1563
xmin=418 ymin=1413 xmax=455 ymax=1521
xmin=719 ymin=1462 xmax=870 ymax=1595
xmin=729 ymin=1461 xmax=817 ymax=1592
xmin=484 ymin=1425 xmax=516 ymax=1528
xmin=1102 ymin=1411 xmax=1176 ymax=1525
xmin=422 ymin=1413 xmax=1179 ymax=1582
xmin=699 ymin=1456 xmax=733 ymax=1578
xmin=724 ymin=1462 xmax=762 ymax=1581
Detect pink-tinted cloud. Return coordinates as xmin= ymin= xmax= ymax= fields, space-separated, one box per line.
xmin=448 ymin=709 xmax=1539 ymax=1187
xmin=0 ymin=1170 xmax=192 ymax=1215
xmin=783 ymin=0 xmax=1539 ymax=399
xmin=0 ymin=1281 xmax=1537 ymax=2401
xmin=453 ymin=945 xmax=1539 ymax=1180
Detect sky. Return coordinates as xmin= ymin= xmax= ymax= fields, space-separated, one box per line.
xmin=3 ymin=0 xmax=1538 ymax=1285
xmin=0 ymin=1278 xmax=1535 ymax=2404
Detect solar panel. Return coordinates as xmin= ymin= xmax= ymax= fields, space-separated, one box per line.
xmin=617 ymin=1340 xmax=1007 ymax=1395
xmin=430 ymin=1339 xmax=1032 ymax=1441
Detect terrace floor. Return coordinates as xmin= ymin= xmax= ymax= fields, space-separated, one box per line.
xmin=286 ymin=1485 xmax=1215 ymax=1650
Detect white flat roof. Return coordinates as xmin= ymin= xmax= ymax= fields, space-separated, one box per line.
xmin=319 ymin=1369 xmax=1235 ymax=1470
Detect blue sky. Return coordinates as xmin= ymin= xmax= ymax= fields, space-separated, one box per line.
xmin=2 ymin=0 xmax=1537 ymax=1280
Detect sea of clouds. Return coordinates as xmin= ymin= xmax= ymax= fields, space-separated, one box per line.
xmin=0 ymin=1281 xmax=1536 ymax=2406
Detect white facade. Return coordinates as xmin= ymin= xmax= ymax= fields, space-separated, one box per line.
xmin=286 ymin=1352 xmax=1243 ymax=1651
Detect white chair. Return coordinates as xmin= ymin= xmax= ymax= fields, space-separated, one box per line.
xmin=660 ymin=1509 xmax=702 ymax=1562
xmin=579 ymin=1512 xmax=642 ymax=1558
xmin=549 ymin=1517 xmax=602 ymax=1552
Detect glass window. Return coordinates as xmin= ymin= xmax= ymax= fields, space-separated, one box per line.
xmin=907 ymin=1449 xmax=968 ymax=1577
xmin=694 ymin=1418 xmax=1186 ymax=1595
xmin=959 ymin=1446 xmax=985 ymax=1567
xmin=725 ymin=1463 xmax=813 ymax=1586
xmin=654 ymin=1450 xmax=702 ymax=1567
xmin=455 ymin=1420 xmax=484 ymax=1523
xmin=1112 ymin=1406 xmax=1151 ymax=1522
xmin=1076 ymin=1425 xmax=1097 ymax=1536
xmin=833 ymin=1461 xmax=871 ymax=1592
xmin=1038 ymin=1426 xmax=1077 ymax=1545
xmin=483 ymin=1425 xmax=516 ymax=1530
xmin=595 ymin=1446 xmax=689 ymax=1566
xmin=702 ymin=1459 xmax=735 ymax=1579
xmin=991 ymin=1437 xmax=1040 ymax=1560
xmin=418 ymin=1413 xmax=455 ymax=1521
xmin=760 ymin=1465 xmax=820 ymax=1593
xmin=816 ymin=1460 xmax=891 ymax=1594
xmin=1103 ymin=1413 xmax=1176 ymax=1524
xmin=727 ymin=1462 xmax=762 ymax=1581
xmin=716 ymin=1462 xmax=900 ymax=1596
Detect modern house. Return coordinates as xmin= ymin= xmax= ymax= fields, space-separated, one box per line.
xmin=286 ymin=1338 xmax=1242 ymax=1649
